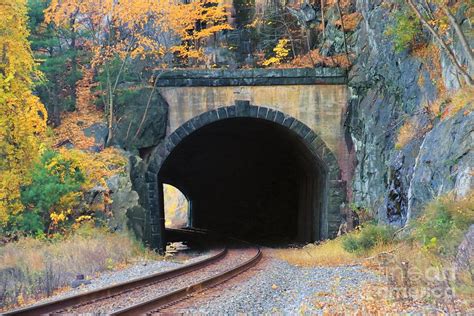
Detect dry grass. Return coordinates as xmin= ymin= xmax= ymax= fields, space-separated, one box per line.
xmin=0 ymin=225 xmax=158 ymax=310
xmin=274 ymin=238 xmax=356 ymax=266
xmin=274 ymin=234 xmax=397 ymax=267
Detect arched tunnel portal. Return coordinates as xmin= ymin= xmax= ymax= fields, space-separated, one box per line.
xmin=145 ymin=102 xmax=345 ymax=250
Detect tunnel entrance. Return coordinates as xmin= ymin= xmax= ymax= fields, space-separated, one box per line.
xmin=159 ymin=117 xmax=326 ymax=244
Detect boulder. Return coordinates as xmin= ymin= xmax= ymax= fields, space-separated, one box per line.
xmin=83 ymin=122 xmax=108 ymax=151
xmin=107 ymin=173 xmax=140 ymax=231
xmin=111 ymin=87 xmax=168 ymax=152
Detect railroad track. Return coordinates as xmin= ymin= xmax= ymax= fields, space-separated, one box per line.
xmin=4 ymin=230 xmax=262 ymax=315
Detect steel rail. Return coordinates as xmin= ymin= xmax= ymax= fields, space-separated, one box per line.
xmin=112 ymin=247 xmax=262 ymax=316
xmin=4 ymin=230 xmax=225 ymax=316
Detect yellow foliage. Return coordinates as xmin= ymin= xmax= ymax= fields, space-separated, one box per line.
xmin=412 ymin=43 xmax=445 ymax=95
xmin=45 ymin=0 xmax=232 ymax=66
xmin=0 ymin=0 xmax=47 ymax=225
xmin=56 ymin=147 xmax=127 ymax=191
xmin=279 ymin=49 xmax=352 ymax=69
xmin=262 ymin=39 xmax=290 ymax=67
xmin=334 ymin=12 xmax=362 ymax=31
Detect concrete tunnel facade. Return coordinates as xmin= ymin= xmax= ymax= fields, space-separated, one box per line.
xmin=144 ymin=102 xmax=346 ymax=250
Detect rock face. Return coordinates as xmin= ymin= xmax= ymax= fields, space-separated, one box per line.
xmin=408 ymin=111 xmax=473 ymax=219
xmin=347 ymin=0 xmax=472 ymax=224
xmin=83 ymin=122 xmax=108 ymax=152
xmin=455 ymin=225 xmax=474 ymax=280
xmin=127 ymin=155 xmax=152 ymax=245
xmin=111 ymin=87 xmax=168 ymax=153
xmin=107 ymin=173 xmax=141 ymax=231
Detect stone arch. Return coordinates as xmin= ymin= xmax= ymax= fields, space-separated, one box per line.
xmin=144 ymin=101 xmax=345 ymax=250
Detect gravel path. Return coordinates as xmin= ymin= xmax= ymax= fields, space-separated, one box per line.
xmin=162 ymin=249 xmax=381 ymax=314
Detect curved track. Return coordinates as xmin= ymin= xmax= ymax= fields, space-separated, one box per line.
xmin=4 ymin=229 xmax=262 ymax=315
xmin=112 ymin=246 xmax=261 ymax=315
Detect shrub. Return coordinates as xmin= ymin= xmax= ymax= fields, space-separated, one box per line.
xmin=342 ymin=224 xmax=396 ymax=254
xmin=413 ymin=192 xmax=474 ymax=257
xmin=14 ymin=150 xmax=85 ymax=234
xmin=385 ymin=8 xmax=423 ymax=52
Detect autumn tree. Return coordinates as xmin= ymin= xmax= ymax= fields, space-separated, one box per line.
xmin=28 ymin=0 xmax=83 ymax=126
xmin=0 ymin=0 xmax=47 ymax=226
xmin=45 ymin=0 xmax=231 ymax=144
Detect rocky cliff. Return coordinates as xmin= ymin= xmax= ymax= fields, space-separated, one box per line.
xmin=119 ymin=0 xmax=472 ymax=241
xmin=347 ymin=0 xmax=473 ymax=225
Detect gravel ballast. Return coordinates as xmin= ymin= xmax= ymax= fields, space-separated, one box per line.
xmin=17 ymin=249 xmax=216 ymax=309
xmin=164 ymin=250 xmax=381 ymax=314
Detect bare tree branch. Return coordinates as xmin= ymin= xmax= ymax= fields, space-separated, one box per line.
xmin=335 ymin=0 xmax=350 ymax=64
xmin=406 ymin=0 xmax=473 ymax=86
xmin=441 ymin=4 xmax=474 ymax=69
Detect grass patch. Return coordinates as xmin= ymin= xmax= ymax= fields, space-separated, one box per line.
xmin=342 ymin=224 xmax=396 ymax=255
xmin=0 ymin=224 xmax=159 ymax=310
xmin=362 ymin=192 xmax=474 ymax=313
xmin=274 ymin=238 xmax=357 ymax=266
xmin=274 ymin=230 xmax=397 ymax=267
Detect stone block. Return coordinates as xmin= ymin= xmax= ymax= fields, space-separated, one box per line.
xmin=227 ymin=106 xmax=236 ymax=117
xmin=249 ymin=106 xmax=258 ymax=117
xmin=175 ymin=126 xmax=188 ymax=139
xmin=274 ymin=111 xmax=285 ymax=124
xmin=235 ymin=100 xmax=251 ymax=117
xmin=282 ymin=116 xmax=295 ymax=129
xmin=217 ymin=107 xmax=228 ymax=119
xmin=266 ymin=109 xmax=277 ymax=121
xmin=304 ymin=131 xmax=317 ymax=144
xmin=257 ymin=107 xmax=268 ymax=119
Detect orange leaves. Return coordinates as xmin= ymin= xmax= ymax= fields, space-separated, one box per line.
xmin=271 ymin=49 xmax=352 ymax=69
xmin=45 ymin=0 xmax=231 ymax=65
xmin=52 ymin=66 xmax=102 ymax=150
xmin=334 ymin=12 xmax=362 ymax=32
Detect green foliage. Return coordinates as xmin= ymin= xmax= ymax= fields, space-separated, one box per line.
xmin=27 ymin=0 xmax=84 ymax=122
xmin=342 ymin=224 xmax=396 ymax=254
xmin=412 ymin=192 xmax=474 ymax=257
xmin=14 ymin=150 xmax=85 ymax=234
xmin=385 ymin=7 xmax=423 ymax=52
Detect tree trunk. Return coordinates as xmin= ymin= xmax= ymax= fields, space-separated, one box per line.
xmin=69 ymin=15 xmax=78 ymax=107
xmin=105 ymin=64 xmax=114 ymax=146
xmin=441 ymin=5 xmax=474 ymax=69
xmin=321 ymin=0 xmax=326 ymax=39
xmin=335 ymin=0 xmax=350 ymax=65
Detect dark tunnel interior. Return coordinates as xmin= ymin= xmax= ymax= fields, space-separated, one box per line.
xmin=159 ymin=117 xmax=326 ymax=244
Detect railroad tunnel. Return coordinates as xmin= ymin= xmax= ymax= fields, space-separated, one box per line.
xmin=158 ymin=115 xmax=328 ymax=245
